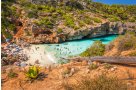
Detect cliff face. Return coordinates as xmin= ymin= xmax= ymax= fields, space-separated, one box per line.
xmin=16 ymin=21 xmax=136 ymax=44
xmin=2 ymin=0 xmax=136 ymax=44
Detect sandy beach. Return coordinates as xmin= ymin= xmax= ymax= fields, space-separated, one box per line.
xmin=23 ymin=45 xmax=58 ymax=67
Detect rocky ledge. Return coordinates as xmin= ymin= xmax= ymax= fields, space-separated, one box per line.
xmin=16 ymin=21 xmax=136 ymax=44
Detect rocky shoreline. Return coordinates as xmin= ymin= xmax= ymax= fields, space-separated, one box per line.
xmin=2 ymin=21 xmax=136 ymax=67
xmin=16 ymin=21 xmax=136 ymax=44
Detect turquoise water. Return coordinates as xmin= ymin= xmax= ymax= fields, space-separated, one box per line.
xmin=25 ymin=35 xmax=118 ymax=66
xmin=45 ymin=35 xmax=118 ymax=58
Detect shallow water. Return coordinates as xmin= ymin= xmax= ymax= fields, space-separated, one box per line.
xmin=24 ymin=35 xmax=118 ymax=66
xmin=46 ymin=35 xmax=118 ymax=58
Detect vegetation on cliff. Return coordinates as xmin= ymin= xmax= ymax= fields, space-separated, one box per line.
xmin=1 ymin=0 xmax=18 ymax=39
xmin=1 ymin=0 xmax=136 ymax=40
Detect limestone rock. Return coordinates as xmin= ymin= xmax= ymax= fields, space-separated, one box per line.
xmin=17 ymin=21 xmax=136 ymax=44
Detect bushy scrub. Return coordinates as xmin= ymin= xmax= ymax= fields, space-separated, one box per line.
xmin=78 ymin=20 xmax=85 ymax=27
xmin=80 ymin=41 xmax=105 ymax=57
xmin=1 ymin=1 xmax=17 ymax=39
xmin=27 ymin=10 xmax=38 ymax=18
xmin=88 ymin=63 xmax=98 ymax=70
xmin=83 ymin=16 xmax=94 ymax=25
xmin=128 ymin=51 xmax=136 ymax=56
xmin=116 ymin=33 xmax=136 ymax=51
xmin=63 ymin=14 xmax=76 ymax=28
xmin=36 ymin=17 xmax=55 ymax=29
xmin=8 ymin=69 xmax=18 ymax=78
xmin=129 ymin=17 xmax=136 ymax=22
xmin=56 ymin=8 xmax=65 ymax=15
xmin=63 ymin=74 xmax=127 ymax=90
xmin=105 ymin=33 xmax=136 ymax=56
xmin=91 ymin=17 xmax=102 ymax=23
xmin=57 ymin=28 xmax=63 ymax=33
xmin=104 ymin=63 xmax=113 ymax=69
xmin=108 ymin=15 xmax=120 ymax=22
xmin=21 ymin=1 xmax=37 ymax=10
xmin=89 ymin=2 xmax=136 ymax=22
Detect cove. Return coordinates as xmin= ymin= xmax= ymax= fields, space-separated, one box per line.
xmin=24 ymin=35 xmax=118 ymax=66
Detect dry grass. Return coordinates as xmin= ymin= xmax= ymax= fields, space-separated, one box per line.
xmin=62 ymin=74 xmax=128 ymax=90
xmin=88 ymin=63 xmax=99 ymax=70
xmin=126 ymin=70 xmax=135 ymax=80
xmin=103 ymin=63 xmax=113 ymax=69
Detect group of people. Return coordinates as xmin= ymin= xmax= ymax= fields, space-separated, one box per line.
xmin=1 ymin=42 xmax=30 ymax=66
xmin=53 ymin=45 xmax=83 ymax=57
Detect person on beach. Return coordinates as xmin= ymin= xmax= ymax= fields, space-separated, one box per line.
xmin=44 ymin=51 xmax=46 ymax=54
xmin=35 ymin=47 xmax=37 ymax=50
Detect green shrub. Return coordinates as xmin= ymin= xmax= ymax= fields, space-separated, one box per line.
xmin=124 ymin=41 xmax=133 ymax=49
xmin=83 ymin=16 xmax=94 ymax=25
xmin=91 ymin=17 xmax=102 ymax=23
xmin=1 ymin=17 xmax=15 ymax=39
xmin=8 ymin=69 xmax=18 ymax=78
xmin=63 ymin=14 xmax=75 ymax=28
xmin=27 ymin=10 xmax=38 ymax=18
xmin=108 ymin=16 xmax=120 ymax=22
xmin=56 ymin=8 xmax=65 ymax=15
xmin=78 ymin=20 xmax=85 ymax=27
xmin=88 ymin=63 xmax=98 ymax=70
xmin=49 ymin=6 xmax=56 ymax=13
xmin=74 ymin=26 xmax=80 ymax=30
xmin=10 ymin=6 xmax=19 ymax=18
xmin=117 ymin=12 xmax=128 ymax=20
xmin=25 ymin=66 xmax=40 ymax=79
xmin=57 ymin=28 xmax=63 ymax=33
xmin=63 ymin=74 xmax=127 ymax=90
xmin=104 ymin=63 xmax=113 ymax=69
xmin=21 ymin=1 xmax=37 ymax=10
xmin=36 ymin=17 xmax=55 ymax=29
xmin=128 ymin=51 xmax=136 ymax=56
xmin=80 ymin=41 xmax=105 ymax=57
xmin=62 ymin=69 xmax=71 ymax=75
xmin=129 ymin=17 xmax=136 ymax=22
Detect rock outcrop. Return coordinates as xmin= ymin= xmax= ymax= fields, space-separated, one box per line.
xmin=15 ymin=21 xmax=136 ymax=44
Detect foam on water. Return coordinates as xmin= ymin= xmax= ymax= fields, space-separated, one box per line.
xmin=24 ymin=35 xmax=118 ymax=66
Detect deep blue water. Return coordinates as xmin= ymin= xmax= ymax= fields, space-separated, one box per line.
xmin=94 ymin=0 xmax=136 ymax=5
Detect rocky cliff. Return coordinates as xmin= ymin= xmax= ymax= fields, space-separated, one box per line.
xmin=15 ymin=21 xmax=136 ymax=44
xmin=2 ymin=0 xmax=136 ymax=44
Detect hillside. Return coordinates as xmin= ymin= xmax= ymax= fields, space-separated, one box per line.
xmin=1 ymin=0 xmax=136 ymax=44
xmin=1 ymin=1 xmax=136 ymax=90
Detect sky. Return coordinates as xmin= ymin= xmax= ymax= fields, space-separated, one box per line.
xmin=94 ymin=0 xmax=136 ymax=5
